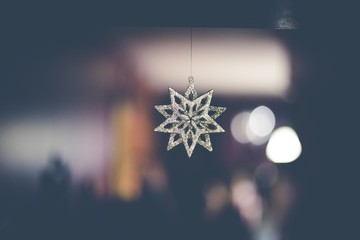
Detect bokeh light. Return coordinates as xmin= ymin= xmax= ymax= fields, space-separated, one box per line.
xmin=231 ymin=106 xmax=275 ymax=146
xmin=254 ymin=162 xmax=279 ymax=188
xmin=204 ymin=182 xmax=229 ymax=215
xmin=231 ymin=177 xmax=263 ymax=226
xmin=231 ymin=112 xmax=251 ymax=144
xmin=266 ymin=127 xmax=302 ymax=163
xmin=248 ymin=106 xmax=276 ymax=137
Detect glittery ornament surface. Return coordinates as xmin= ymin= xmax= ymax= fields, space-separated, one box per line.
xmin=154 ymin=77 xmax=226 ymax=157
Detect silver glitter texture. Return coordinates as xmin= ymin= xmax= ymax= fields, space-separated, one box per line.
xmin=154 ymin=76 xmax=226 ymax=157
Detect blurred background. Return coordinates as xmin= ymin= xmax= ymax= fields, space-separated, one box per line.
xmin=0 ymin=5 xmax=358 ymax=239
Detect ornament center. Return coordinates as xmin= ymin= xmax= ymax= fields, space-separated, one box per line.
xmin=185 ymin=114 xmax=195 ymax=123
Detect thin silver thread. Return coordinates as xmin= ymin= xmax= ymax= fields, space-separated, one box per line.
xmin=190 ymin=27 xmax=192 ymax=77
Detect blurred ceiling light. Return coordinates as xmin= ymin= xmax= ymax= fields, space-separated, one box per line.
xmin=266 ymin=127 xmax=302 ymax=163
xmin=126 ymin=28 xmax=291 ymax=97
xmin=248 ymin=106 xmax=276 ymax=137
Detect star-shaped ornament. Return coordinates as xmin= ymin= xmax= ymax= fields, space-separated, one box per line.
xmin=154 ymin=76 xmax=226 ymax=157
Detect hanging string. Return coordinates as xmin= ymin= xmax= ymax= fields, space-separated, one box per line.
xmin=191 ymin=27 xmax=192 ymax=76
xmin=189 ymin=27 xmax=194 ymax=83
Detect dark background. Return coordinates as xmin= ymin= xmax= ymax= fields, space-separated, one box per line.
xmin=1 ymin=1 xmax=358 ymax=240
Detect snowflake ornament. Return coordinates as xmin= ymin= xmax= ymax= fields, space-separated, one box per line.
xmin=154 ymin=76 xmax=226 ymax=157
